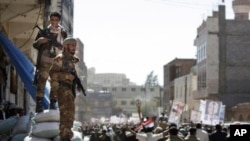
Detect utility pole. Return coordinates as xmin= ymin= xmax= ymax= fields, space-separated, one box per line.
xmin=184 ymin=76 xmax=187 ymax=107
xmin=184 ymin=76 xmax=187 ymax=122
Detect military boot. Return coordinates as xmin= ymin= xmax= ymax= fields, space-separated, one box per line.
xmin=36 ymin=97 xmax=44 ymax=113
xmin=49 ymin=99 xmax=57 ymax=110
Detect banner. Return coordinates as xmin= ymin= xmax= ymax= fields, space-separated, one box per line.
xmin=201 ymin=100 xmax=222 ymax=125
xmin=219 ymin=105 xmax=226 ymax=124
xmin=190 ymin=110 xmax=201 ymax=123
xmin=168 ymin=101 xmax=185 ymax=125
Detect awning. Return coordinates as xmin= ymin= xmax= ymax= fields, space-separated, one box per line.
xmin=0 ymin=33 xmax=50 ymax=108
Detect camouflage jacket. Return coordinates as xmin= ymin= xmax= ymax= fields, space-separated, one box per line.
xmin=49 ymin=53 xmax=79 ymax=84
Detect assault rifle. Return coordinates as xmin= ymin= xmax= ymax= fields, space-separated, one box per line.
xmin=34 ymin=24 xmax=63 ymax=49
xmin=69 ymin=69 xmax=87 ymax=96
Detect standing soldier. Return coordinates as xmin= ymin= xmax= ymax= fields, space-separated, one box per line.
xmin=49 ymin=37 xmax=79 ymax=141
xmin=33 ymin=12 xmax=67 ymax=113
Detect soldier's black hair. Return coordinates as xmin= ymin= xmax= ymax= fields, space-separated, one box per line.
xmin=50 ymin=12 xmax=61 ymax=20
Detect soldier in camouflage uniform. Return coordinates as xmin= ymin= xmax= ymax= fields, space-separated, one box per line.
xmin=33 ymin=12 xmax=67 ymax=113
xmin=49 ymin=37 xmax=79 ymax=141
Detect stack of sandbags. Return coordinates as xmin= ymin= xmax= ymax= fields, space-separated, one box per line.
xmin=24 ymin=109 xmax=60 ymax=141
xmin=24 ymin=109 xmax=83 ymax=141
xmin=0 ymin=116 xmax=19 ymax=140
xmin=11 ymin=112 xmax=34 ymax=141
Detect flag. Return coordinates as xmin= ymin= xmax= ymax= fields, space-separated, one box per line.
xmin=134 ymin=117 xmax=155 ymax=132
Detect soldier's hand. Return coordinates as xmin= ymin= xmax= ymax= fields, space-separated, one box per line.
xmin=38 ymin=37 xmax=50 ymax=44
xmin=67 ymin=74 xmax=75 ymax=81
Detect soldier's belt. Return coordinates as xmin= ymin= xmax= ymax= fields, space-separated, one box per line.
xmin=59 ymin=81 xmax=72 ymax=89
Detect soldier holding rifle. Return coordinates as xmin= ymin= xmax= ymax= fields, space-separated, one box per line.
xmin=49 ymin=37 xmax=81 ymax=141
xmin=33 ymin=12 xmax=67 ymax=113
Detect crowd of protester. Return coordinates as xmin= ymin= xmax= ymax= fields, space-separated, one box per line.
xmin=80 ymin=116 xmax=233 ymax=141
xmin=0 ymin=102 xmax=236 ymax=141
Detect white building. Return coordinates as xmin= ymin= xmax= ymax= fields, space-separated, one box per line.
xmin=90 ymin=85 xmax=163 ymax=117
xmin=87 ymin=67 xmax=136 ymax=87
xmin=174 ymin=66 xmax=199 ymax=122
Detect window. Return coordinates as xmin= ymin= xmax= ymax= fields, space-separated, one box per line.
xmin=198 ymin=73 xmax=201 ymax=90
xmin=122 ymin=88 xmax=126 ymax=91
xmin=102 ymin=87 xmax=107 ymax=91
xmin=131 ymin=88 xmax=136 ymax=92
xmin=175 ymin=66 xmax=181 ymax=77
xmin=104 ymin=101 xmax=111 ymax=107
xmin=130 ymin=101 xmax=135 ymax=105
xmin=112 ymin=87 xmax=117 ymax=92
xmin=150 ymin=88 xmax=154 ymax=92
xmin=121 ymin=101 xmax=127 ymax=105
xmin=10 ymin=66 xmax=17 ymax=94
xmin=141 ymin=88 xmax=145 ymax=92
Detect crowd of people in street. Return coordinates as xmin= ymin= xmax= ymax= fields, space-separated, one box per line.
xmin=79 ymin=116 xmax=232 ymax=141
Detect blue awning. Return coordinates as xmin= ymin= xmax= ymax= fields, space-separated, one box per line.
xmin=0 ymin=33 xmax=50 ymax=108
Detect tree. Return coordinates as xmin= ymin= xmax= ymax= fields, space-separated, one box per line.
xmin=144 ymin=71 xmax=159 ymax=87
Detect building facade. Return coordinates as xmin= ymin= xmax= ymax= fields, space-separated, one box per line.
xmin=193 ymin=4 xmax=250 ymax=110
xmin=87 ymin=67 xmax=136 ymax=87
xmin=76 ymin=91 xmax=113 ymax=121
xmin=89 ymin=85 xmax=163 ymax=117
xmin=0 ymin=0 xmax=46 ymax=112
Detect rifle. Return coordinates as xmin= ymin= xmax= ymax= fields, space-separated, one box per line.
xmin=34 ymin=24 xmax=63 ymax=50
xmin=69 ymin=69 xmax=87 ymax=96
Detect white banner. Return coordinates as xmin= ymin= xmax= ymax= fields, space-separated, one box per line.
xmin=190 ymin=110 xmax=201 ymax=123
xmin=219 ymin=105 xmax=226 ymax=124
xmin=201 ymin=100 xmax=222 ymax=125
xmin=168 ymin=101 xmax=185 ymax=125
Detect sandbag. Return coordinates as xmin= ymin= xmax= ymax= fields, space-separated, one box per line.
xmin=12 ymin=113 xmax=33 ymax=135
xmin=11 ymin=133 xmax=27 ymax=141
xmin=0 ymin=116 xmax=18 ymax=134
xmin=53 ymin=131 xmax=83 ymax=141
xmin=33 ymin=110 xmax=60 ymax=123
xmin=72 ymin=131 xmax=83 ymax=141
xmin=24 ymin=135 xmax=52 ymax=141
xmin=31 ymin=122 xmax=60 ymax=138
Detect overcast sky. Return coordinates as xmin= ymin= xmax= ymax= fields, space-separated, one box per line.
xmin=73 ymin=0 xmax=234 ymax=86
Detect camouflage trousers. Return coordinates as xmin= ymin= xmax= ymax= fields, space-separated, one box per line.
xmin=36 ymin=62 xmax=57 ymax=101
xmin=57 ymin=84 xmax=75 ymax=139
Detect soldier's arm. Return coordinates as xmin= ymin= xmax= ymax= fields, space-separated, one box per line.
xmin=33 ymin=30 xmax=50 ymax=49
